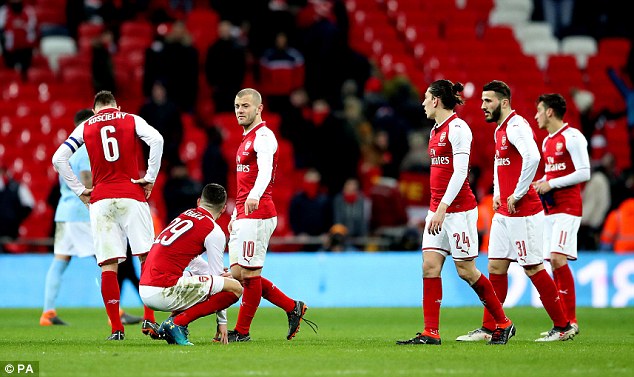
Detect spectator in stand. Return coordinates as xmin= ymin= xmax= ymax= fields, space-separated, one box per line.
xmin=320 ymin=224 xmax=358 ymax=252
xmin=144 ymin=20 xmax=198 ymax=113
xmin=368 ymin=176 xmax=408 ymax=237
xmin=278 ymin=88 xmax=318 ymax=169
xmin=0 ymin=0 xmax=38 ymax=80
xmin=259 ymin=31 xmax=305 ymax=112
xmin=163 ymin=163 xmax=203 ymax=224
xmin=0 ymin=160 xmax=34 ymax=252
xmin=139 ymin=79 xmax=184 ymax=171
xmin=202 ymin=126 xmax=228 ymax=191
xmin=205 ymin=20 xmax=247 ymax=113
xmin=91 ymin=29 xmax=117 ymax=94
xmin=289 ymin=168 xmax=332 ymax=250
xmin=313 ymin=98 xmax=360 ymax=195
xmin=332 ymin=177 xmax=369 ymax=239
xmin=600 ymin=169 xmax=634 ymax=253
xmin=606 ymin=66 xmax=634 ymax=164
xmin=580 ymin=156 xmax=612 ymax=250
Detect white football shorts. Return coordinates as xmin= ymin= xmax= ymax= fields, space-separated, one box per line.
xmin=543 ymin=213 xmax=581 ymax=261
xmin=90 ymin=198 xmax=154 ymax=266
xmin=422 ymin=207 xmax=479 ymax=260
xmin=139 ymin=274 xmax=225 ymax=312
xmin=53 ymin=222 xmax=95 ymax=257
xmin=488 ymin=211 xmax=545 ymax=266
xmin=228 ymin=217 xmax=277 ymax=268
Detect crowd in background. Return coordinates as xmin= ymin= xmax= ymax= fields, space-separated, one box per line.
xmin=1 ymin=0 xmax=633 ymax=253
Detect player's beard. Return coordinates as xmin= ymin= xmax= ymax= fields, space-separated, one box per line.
xmin=486 ymin=104 xmax=502 ymax=123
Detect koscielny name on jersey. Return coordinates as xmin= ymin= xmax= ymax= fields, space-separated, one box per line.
xmin=88 ymin=111 xmax=125 ymax=125
xmin=184 ymin=209 xmax=205 ymax=220
xmin=545 ymin=162 xmax=567 ymax=172
xmin=431 ymin=156 xmax=450 ymax=165
xmin=236 ymin=164 xmax=250 ymax=172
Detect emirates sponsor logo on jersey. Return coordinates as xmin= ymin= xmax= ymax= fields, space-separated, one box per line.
xmin=237 ymin=164 xmax=250 ymax=172
xmin=431 ymin=156 xmax=450 ymax=165
xmin=430 ymin=148 xmax=436 ymax=157
xmin=495 ymin=156 xmax=511 ymax=166
xmin=545 ymin=162 xmax=567 ymax=172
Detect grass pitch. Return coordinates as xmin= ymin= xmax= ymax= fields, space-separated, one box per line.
xmin=1 ymin=307 xmax=632 ymax=377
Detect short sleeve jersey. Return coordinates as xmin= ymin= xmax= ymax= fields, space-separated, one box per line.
xmin=140 ymin=207 xmax=226 ymax=287
xmin=495 ymin=111 xmax=543 ymax=217
xmin=81 ymin=108 xmax=147 ymax=202
xmin=541 ymin=124 xmax=589 ymax=216
xmin=54 ymin=146 xmax=91 ymax=222
xmin=428 ymin=113 xmax=477 ymax=213
xmin=235 ymin=122 xmax=278 ymax=219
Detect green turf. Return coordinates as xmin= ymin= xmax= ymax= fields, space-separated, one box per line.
xmin=1 ymin=307 xmax=632 ymax=377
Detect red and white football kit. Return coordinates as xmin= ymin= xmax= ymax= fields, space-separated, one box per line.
xmin=423 ymin=113 xmax=479 ymax=259
xmin=52 ymin=108 xmax=164 ymax=265
xmin=228 ymin=121 xmax=278 ymax=269
xmin=488 ymin=111 xmax=545 ymax=266
xmin=539 ymin=124 xmax=590 ymax=259
xmin=140 ymin=207 xmax=227 ymax=317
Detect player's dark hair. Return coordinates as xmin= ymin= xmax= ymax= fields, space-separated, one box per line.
xmin=537 ymin=93 xmax=567 ymax=119
xmin=428 ymin=79 xmax=464 ymax=110
xmin=93 ymin=90 xmax=117 ymax=109
xmin=74 ymin=108 xmax=93 ymax=126
xmin=201 ymin=183 xmax=227 ymax=213
xmin=483 ymin=80 xmax=512 ymax=102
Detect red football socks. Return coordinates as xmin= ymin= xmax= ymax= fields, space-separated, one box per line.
xmin=173 ymin=291 xmax=239 ymax=327
xmin=530 ymin=269 xmax=568 ymax=328
xmin=471 ymin=274 xmax=510 ymax=327
xmin=234 ymin=276 xmax=262 ymax=334
xmin=482 ymin=273 xmax=508 ymax=331
xmin=553 ymin=264 xmax=577 ymax=324
xmin=261 ymin=277 xmax=295 ymax=312
xmin=423 ymin=277 xmax=442 ymax=335
xmin=101 ymin=270 xmax=123 ymax=332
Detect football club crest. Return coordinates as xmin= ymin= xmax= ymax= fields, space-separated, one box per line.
xmin=245 ymin=141 xmax=252 ymax=150
xmin=501 ymin=135 xmax=507 ymax=145
xmin=440 ymin=132 xmax=446 ymax=142
xmin=556 ymin=142 xmax=563 ymax=152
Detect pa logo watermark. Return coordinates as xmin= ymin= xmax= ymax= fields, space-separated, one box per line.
xmin=1 ymin=362 xmax=39 ymax=376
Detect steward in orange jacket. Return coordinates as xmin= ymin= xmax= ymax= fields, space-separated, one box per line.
xmin=600 ymin=198 xmax=634 ymax=253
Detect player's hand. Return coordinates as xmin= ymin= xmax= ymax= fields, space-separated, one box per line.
xmin=131 ymin=178 xmax=154 ymax=199
xmin=492 ymin=196 xmax=501 ymax=211
xmin=533 ymin=181 xmax=552 ymax=194
xmin=213 ymin=324 xmax=228 ymax=344
xmin=221 ymin=267 xmax=232 ymax=278
xmin=245 ymin=198 xmax=259 ymax=215
xmin=228 ymin=219 xmax=234 ymax=233
xmin=427 ymin=204 xmax=447 ymax=235
xmin=507 ymin=195 xmax=518 ymax=214
xmin=79 ymin=188 xmax=93 ymax=207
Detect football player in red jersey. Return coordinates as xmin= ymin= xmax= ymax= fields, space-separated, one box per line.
xmin=457 ymin=81 xmax=575 ymax=342
xmin=140 ymin=183 xmax=243 ymax=346
xmin=533 ymin=93 xmax=590 ymax=337
xmin=396 ymin=80 xmax=514 ymax=346
xmin=52 ymin=91 xmax=164 ymax=340
xmin=227 ymin=88 xmax=313 ymax=342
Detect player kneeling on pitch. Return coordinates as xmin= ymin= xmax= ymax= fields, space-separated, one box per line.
xmin=139 ymin=183 xmax=242 ymax=346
